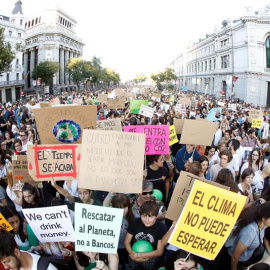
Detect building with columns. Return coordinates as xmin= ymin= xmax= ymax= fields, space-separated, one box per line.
xmin=170 ymin=5 xmax=270 ymax=107
xmin=24 ymin=3 xmax=84 ymax=94
xmin=0 ymin=0 xmax=25 ymax=103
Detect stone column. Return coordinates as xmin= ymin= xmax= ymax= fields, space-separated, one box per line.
xmin=64 ymin=49 xmax=69 ymax=85
xmin=60 ymin=48 xmax=64 ymax=85
xmin=24 ymin=50 xmax=28 ymax=88
xmin=30 ymin=48 xmax=35 ymax=87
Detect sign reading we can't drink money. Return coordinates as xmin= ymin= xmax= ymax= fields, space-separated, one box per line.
xmin=169 ymin=181 xmax=246 ymax=260
xmin=124 ymin=125 xmax=169 ymax=155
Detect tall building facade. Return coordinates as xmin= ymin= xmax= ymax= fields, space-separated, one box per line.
xmin=24 ymin=3 xmax=84 ymax=94
xmin=170 ymin=5 xmax=270 ymax=107
xmin=0 ymin=0 xmax=25 ymax=103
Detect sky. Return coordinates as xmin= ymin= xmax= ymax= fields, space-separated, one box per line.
xmin=1 ymin=0 xmax=269 ymax=81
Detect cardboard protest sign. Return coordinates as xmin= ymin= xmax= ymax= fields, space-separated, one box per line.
xmin=130 ymin=100 xmax=149 ymax=114
xmin=170 ymin=95 xmax=175 ymax=102
xmin=75 ymin=203 xmax=123 ymax=253
xmin=33 ymin=105 xmax=97 ymax=144
xmin=78 ymin=130 xmax=145 ymax=193
xmin=12 ymin=155 xmax=38 ymax=186
xmin=139 ymin=105 xmax=155 ymax=118
xmin=166 ymin=171 xmax=230 ymax=221
xmin=248 ymin=109 xmax=264 ymax=122
xmin=251 ymin=119 xmax=262 ymax=129
xmin=107 ymin=99 xmax=125 ymax=109
xmin=39 ymin=102 xmax=50 ymax=108
xmin=180 ymin=119 xmax=217 ymax=146
xmin=173 ymin=119 xmax=185 ymax=134
xmin=27 ymin=144 xmax=81 ymax=181
xmin=169 ymin=125 xmax=178 ymax=146
xmin=124 ymin=125 xmax=169 ymax=155
xmin=22 ymin=205 xmax=75 ymax=243
xmin=97 ymin=94 xmax=108 ymax=103
xmin=179 ymin=97 xmax=191 ymax=105
xmin=0 ymin=213 xmax=13 ymax=231
xmin=96 ymin=119 xmax=122 ymax=131
xmin=206 ymin=108 xmax=222 ymax=122
xmin=49 ymin=97 xmax=60 ymax=106
xmin=169 ymin=181 xmax=246 ymax=260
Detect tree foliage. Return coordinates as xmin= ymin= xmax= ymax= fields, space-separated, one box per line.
xmin=32 ymin=61 xmax=59 ymax=86
xmin=0 ymin=28 xmax=14 ymax=75
xmin=150 ymin=67 xmax=177 ymax=89
xmin=133 ymin=74 xmax=147 ymax=83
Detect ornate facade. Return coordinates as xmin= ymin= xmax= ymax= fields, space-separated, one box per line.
xmin=170 ymin=5 xmax=270 ymax=107
xmin=0 ymin=0 xmax=25 ymax=103
xmin=24 ymin=3 xmax=84 ymax=94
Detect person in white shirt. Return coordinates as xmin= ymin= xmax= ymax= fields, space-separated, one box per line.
xmin=229 ymin=139 xmax=240 ymax=178
xmin=0 ymin=230 xmax=57 ymax=270
xmin=19 ymin=129 xmax=33 ymax=152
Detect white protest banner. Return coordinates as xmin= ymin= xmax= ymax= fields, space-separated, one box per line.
xmin=139 ymin=105 xmax=155 ymax=118
xmin=75 ymin=203 xmax=123 ymax=253
xmin=218 ymin=102 xmax=225 ymax=107
xmin=22 ymin=205 xmax=75 ymax=243
xmin=175 ymin=103 xmax=183 ymax=113
xmin=262 ymin=123 xmax=269 ymax=139
xmin=228 ymin=104 xmax=237 ymax=111
xmin=96 ymin=119 xmax=122 ymax=131
xmin=160 ymin=103 xmax=170 ymax=112
xmin=78 ymin=130 xmax=145 ymax=193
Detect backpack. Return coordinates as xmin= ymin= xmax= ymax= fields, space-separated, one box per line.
xmin=37 ymin=256 xmax=70 ymax=270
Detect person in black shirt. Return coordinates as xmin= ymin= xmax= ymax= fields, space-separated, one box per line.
xmin=124 ymin=201 xmax=167 ymax=270
xmin=145 ymin=155 xmax=169 ymax=203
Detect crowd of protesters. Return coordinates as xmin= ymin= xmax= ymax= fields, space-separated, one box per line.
xmin=0 ymin=88 xmax=270 ymax=270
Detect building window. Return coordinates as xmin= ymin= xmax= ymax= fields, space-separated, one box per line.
xmin=266 ymin=36 xmax=270 ymax=68
xmin=32 ymin=19 xmax=34 ymax=26
xmin=221 ymin=55 xmax=230 ymax=69
xmin=16 ymin=59 xmax=19 ymax=65
xmin=20 ymin=19 xmax=23 ymax=25
xmin=201 ymin=62 xmax=203 ymax=71
xmin=18 ymin=33 xmax=21 ymax=38
xmin=221 ymin=39 xmax=229 ymax=47
xmin=6 ymin=74 xmax=9 ymax=82
xmin=209 ymin=60 xmax=212 ymax=70
xmin=214 ymin=59 xmax=216 ymax=70
xmin=16 ymin=73 xmax=19 ymax=82
xmin=205 ymin=61 xmax=207 ymax=71
xmin=9 ymin=30 xmax=12 ymax=36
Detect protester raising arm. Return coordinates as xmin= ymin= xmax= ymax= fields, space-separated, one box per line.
xmin=51 ymin=178 xmax=75 ymax=203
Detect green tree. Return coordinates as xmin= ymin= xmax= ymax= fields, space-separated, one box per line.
xmin=133 ymin=74 xmax=147 ymax=83
xmin=164 ymin=67 xmax=177 ymax=83
xmin=103 ymin=68 xmax=120 ymax=86
xmin=32 ymin=61 xmax=59 ymax=86
xmin=0 ymin=28 xmax=14 ymax=74
xmin=66 ymin=58 xmax=91 ymax=89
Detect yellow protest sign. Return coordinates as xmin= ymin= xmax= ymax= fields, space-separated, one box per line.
xmin=169 ymin=181 xmax=246 ymax=260
xmin=0 ymin=213 xmax=13 ymax=231
xmin=169 ymin=125 xmax=178 ymax=146
xmin=252 ymin=119 xmax=262 ymax=129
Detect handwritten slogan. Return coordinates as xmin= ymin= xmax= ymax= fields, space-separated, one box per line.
xmin=23 ymin=206 xmax=75 ymax=243
xmin=96 ymin=119 xmax=122 ymax=131
xmin=27 ymin=144 xmax=81 ymax=181
xmin=124 ymin=125 xmax=169 ymax=155
xmin=78 ymin=130 xmax=145 ymax=193
xmin=169 ymin=181 xmax=246 ymax=260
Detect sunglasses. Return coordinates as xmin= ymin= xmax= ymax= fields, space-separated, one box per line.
xmin=142 ymin=191 xmax=154 ymax=195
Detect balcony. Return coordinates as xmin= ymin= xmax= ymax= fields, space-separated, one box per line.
xmin=0 ymin=80 xmax=25 ymax=87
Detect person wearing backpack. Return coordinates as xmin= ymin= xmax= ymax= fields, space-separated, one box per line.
xmin=0 ymin=229 xmax=57 ymax=270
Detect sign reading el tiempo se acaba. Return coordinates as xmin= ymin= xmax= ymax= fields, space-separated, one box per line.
xmin=169 ymin=181 xmax=246 ymax=260
xmin=75 ymin=203 xmax=123 ymax=254
xmin=27 ymin=144 xmax=81 ymax=181
xmin=124 ymin=125 xmax=169 ymax=155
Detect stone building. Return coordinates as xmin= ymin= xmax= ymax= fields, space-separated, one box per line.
xmin=0 ymin=0 xmax=25 ymax=103
xmin=170 ymin=5 xmax=270 ymax=107
xmin=24 ymin=3 xmax=84 ymax=94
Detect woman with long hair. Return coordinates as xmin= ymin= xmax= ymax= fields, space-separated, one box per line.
xmin=215 ymin=168 xmax=239 ymax=193
xmin=238 ymin=168 xmax=254 ymax=209
xmin=22 ymin=182 xmax=44 ymax=209
xmin=241 ymin=148 xmax=262 ymax=174
xmin=221 ymin=202 xmax=270 ymax=270
xmin=204 ymin=145 xmax=218 ymax=169
xmin=198 ymin=156 xmax=210 ymax=180
xmin=1 ymin=206 xmax=39 ymax=251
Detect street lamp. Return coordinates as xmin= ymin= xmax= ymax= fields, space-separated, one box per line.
xmin=225 ymin=31 xmax=234 ymax=98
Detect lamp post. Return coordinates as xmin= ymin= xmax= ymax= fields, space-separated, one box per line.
xmin=225 ymin=31 xmax=234 ymax=98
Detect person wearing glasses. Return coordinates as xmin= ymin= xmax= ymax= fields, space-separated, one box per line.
xmin=241 ymin=148 xmax=262 ymax=175
xmin=18 ymin=129 xmax=33 ymax=152
xmin=13 ymin=139 xmax=26 ymax=155
xmin=130 ymin=181 xmax=166 ymax=221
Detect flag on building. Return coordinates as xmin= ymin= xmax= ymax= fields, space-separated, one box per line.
xmin=233 ymin=76 xmax=239 ymax=82
xmin=24 ymin=71 xmax=30 ymax=80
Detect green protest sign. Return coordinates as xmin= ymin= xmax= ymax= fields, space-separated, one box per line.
xmin=130 ymin=100 xmax=149 ymax=114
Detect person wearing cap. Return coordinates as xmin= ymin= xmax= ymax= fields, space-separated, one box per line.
xmin=97 ymin=108 xmax=105 ymax=121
